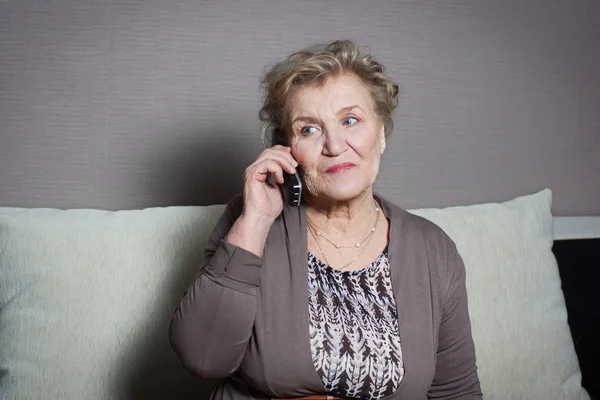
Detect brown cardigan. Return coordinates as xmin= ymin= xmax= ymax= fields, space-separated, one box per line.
xmin=169 ymin=193 xmax=482 ymax=399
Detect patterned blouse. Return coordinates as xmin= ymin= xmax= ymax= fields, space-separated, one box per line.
xmin=307 ymin=247 xmax=405 ymax=399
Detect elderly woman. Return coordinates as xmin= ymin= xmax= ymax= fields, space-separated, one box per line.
xmin=169 ymin=40 xmax=482 ymax=400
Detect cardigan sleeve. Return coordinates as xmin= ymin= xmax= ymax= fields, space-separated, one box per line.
xmin=169 ymin=195 xmax=263 ymax=379
xmin=427 ymin=238 xmax=483 ymax=399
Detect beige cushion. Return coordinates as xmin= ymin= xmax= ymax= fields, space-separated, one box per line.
xmin=0 ymin=189 xmax=589 ymax=399
xmin=0 ymin=205 xmax=225 ymax=399
xmin=411 ymin=189 xmax=588 ymax=399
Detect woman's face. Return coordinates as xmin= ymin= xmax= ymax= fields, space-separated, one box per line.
xmin=286 ymin=73 xmax=386 ymax=202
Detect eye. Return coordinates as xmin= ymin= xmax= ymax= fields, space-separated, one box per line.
xmin=343 ymin=117 xmax=358 ymax=126
xmin=301 ymin=126 xmax=318 ymax=136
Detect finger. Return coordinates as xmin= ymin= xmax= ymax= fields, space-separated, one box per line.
xmin=257 ymin=145 xmax=289 ymax=160
xmin=269 ymin=145 xmax=298 ymax=167
xmin=248 ymin=159 xmax=285 ymax=184
xmin=259 ymin=145 xmax=296 ymax=166
xmin=252 ymin=151 xmax=297 ymax=174
xmin=270 ymin=144 xmax=291 ymax=151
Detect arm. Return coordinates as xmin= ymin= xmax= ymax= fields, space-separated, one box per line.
xmin=427 ymin=239 xmax=483 ymax=399
xmin=168 ymin=195 xmax=267 ymax=379
xmin=169 ymin=144 xmax=295 ymax=379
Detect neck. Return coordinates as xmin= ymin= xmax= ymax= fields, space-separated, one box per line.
xmin=304 ymin=189 xmax=378 ymax=238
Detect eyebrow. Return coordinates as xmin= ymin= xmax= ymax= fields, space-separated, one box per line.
xmin=291 ymin=105 xmax=365 ymax=125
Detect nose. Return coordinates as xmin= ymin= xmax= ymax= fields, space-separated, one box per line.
xmin=322 ymin=126 xmax=347 ymax=156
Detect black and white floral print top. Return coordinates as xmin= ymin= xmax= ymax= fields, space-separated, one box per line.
xmin=307 ymin=246 xmax=405 ymax=399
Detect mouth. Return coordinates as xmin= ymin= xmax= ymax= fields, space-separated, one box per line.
xmin=325 ymin=162 xmax=356 ymax=174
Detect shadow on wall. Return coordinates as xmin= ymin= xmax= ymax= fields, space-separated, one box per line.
xmin=141 ymin=127 xmax=260 ymax=208
xmin=119 ymin=129 xmax=260 ymax=399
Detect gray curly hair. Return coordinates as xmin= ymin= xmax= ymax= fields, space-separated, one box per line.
xmin=259 ymin=40 xmax=399 ymax=146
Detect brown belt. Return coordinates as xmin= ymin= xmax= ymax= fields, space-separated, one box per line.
xmin=274 ymin=396 xmax=343 ymax=399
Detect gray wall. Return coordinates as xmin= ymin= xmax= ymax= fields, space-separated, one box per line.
xmin=0 ymin=0 xmax=598 ymax=216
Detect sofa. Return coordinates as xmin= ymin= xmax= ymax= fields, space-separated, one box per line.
xmin=0 ymin=188 xmax=597 ymax=399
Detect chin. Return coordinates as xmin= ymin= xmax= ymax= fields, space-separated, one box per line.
xmin=304 ymin=169 xmax=376 ymax=201
xmin=322 ymin=180 xmax=371 ymax=201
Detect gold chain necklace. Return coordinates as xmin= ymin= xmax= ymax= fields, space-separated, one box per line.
xmin=307 ymin=200 xmax=380 ymax=249
xmin=309 ymin=222 xmax=377 ymax=271
xmin=307 ymin=199 xmax=381 ymax=270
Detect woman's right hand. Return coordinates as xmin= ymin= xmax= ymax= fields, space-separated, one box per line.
xmin=241 ymin=145 xmax=298 ymax=223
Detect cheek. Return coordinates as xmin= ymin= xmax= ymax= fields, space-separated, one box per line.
xmin=300 ymin=162 xmax=323 ymax=195
xmin=351 ymin=128 xmax=381 ymax=160
xmin=291 ymin=145 xmax=326 ymax=195
xmin=302 ymin=170 xmax=321 ymax=195
xmin=350 ymin=130 xmax=382 ymax=180
xmin=291 ymin=143 xmax=316 ymax=170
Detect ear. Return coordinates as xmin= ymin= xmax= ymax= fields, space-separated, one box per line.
xmin=379 ymin=125 xmax=386 ymax=154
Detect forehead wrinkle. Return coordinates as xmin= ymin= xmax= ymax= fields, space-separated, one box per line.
xmin=287 ymin=74 xmax=375 ymax=126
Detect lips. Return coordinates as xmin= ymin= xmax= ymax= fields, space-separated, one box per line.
xmin=325 ymin=162 xmax=356 ymax=173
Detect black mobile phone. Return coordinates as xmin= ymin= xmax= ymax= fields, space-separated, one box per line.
xmin=281 ymin=169 xmax=302 ymax=207
xmin=272 ymin=131 xmax=302 ymax=207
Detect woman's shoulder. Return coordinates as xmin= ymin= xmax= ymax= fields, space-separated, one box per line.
xmin=376 ymin=193 xmax=459 ymax=260
xmin=378 ymin=194 xmax=464 ymax=297
xmin=377 ymin=194 xmax=452 ymax=238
